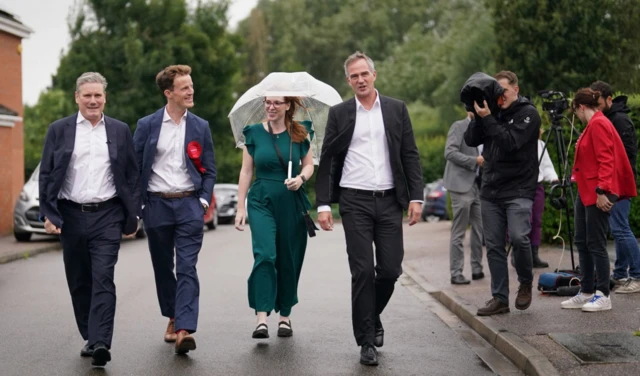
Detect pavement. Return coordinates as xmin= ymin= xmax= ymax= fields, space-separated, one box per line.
xmin=404 ymin=220 xmax=640 ymax=376
xmin=0 ymin=233 xmax=60 ymax=264
xmin=0 ymin=223 xmax=517 ymax=376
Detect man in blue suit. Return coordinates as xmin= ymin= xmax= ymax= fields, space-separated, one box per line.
xmin=39 ymin=72 xmax=140 ymax=367
xmin=133 ymin=65 xmax=216 ymax=354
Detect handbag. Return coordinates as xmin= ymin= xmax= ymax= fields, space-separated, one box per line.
xmin=267 ymin=121 xmax=319 ymax=237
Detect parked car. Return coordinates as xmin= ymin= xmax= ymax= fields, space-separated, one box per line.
xmin=214 ymin=184 xmax=239 ymax=224
xmin=421 ymin=179 xmax=449 ymax=222
xmin=13 ymin=163 xmax=146 ymax=242
xmin=203 ymin=192 xmax=218 ymax=230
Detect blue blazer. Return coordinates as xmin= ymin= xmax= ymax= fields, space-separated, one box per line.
xmin=38 ymin=114 xmax=141 ymax=234
xmin=133 ymin=107 xmax=216 ymax=215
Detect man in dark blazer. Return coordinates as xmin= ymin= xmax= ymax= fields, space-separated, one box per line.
xmin=133 ymin=65 xmax=216 ymax=354
xmin=315 ymin=52 xmax=424 ymax=366
xmin=39 ymin=72 xmax=140 ymax=367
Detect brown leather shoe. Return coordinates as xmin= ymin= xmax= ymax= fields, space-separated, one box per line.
xmin=477 ymin=297 xmax=510 ymax=316
xmin=515 ymin=283 xmax=533 ymax=310
xmin=175 ymin=331 xmax=196 ymax=354
xmin=164 ymin=319 xmax=177 ymax=343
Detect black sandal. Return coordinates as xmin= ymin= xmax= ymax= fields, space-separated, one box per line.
xmin=277 ymin=321 xmax=293 ymax=337
xmin=252 ymin=323 xmax=269 ymax=339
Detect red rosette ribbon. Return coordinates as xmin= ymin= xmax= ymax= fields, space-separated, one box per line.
xmin=187 ymin=141 xmax=206 ymax=174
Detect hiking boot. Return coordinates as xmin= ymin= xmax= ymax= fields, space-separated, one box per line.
xmin=515 ymin=283 xmax=533 ymax=310
xmin=477 ymin=297 xmax=510 ymax=316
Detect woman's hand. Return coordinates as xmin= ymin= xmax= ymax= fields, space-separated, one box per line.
xmin=235 ymin=208 xmax=247 ymax=231
xmin=285 ymin=176 xmax=303 ymax=191
xmin=596 ymin=194 xmax=614 ymax=212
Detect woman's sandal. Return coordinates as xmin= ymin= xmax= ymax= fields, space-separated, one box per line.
xmin=277 ymin=320 xmax=293 ymax=337
xmin=252 ymin=323 xmax=269 ymax=339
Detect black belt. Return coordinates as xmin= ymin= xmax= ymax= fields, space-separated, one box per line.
xmin=58 ymin=197 xmax=120 ymax=212
xmin=343 ymin=188 xmax=395 ymax=198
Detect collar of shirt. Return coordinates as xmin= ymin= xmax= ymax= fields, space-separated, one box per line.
xmin=163 ymin=107 xmax=188 ymax=124
xmin=354 ymin=90 xmax=381 ymax=111
xmin=76 ymin=112 xmax=105 ymax=127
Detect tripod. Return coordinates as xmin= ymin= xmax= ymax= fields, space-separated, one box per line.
xmin=540 ymin=111 xmax=579 ymax=272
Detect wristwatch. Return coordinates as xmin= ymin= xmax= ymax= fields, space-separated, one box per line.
xmin=595 ymin=187 xmax=605 ymax=195
xmin=299 ymin=174 xmax=307 ymax=183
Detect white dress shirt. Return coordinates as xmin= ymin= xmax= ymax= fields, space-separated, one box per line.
xmin=148 ymin=108 xmax=195 ymax=193
xmin=538 ymin=139 xmax=559 ymax=183
xmin=58 ymin=113 xmax=116 ymax=204
xmin=318 ymin=91 xmax=421 ymax=213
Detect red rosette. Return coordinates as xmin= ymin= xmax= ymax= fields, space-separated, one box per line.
xmin=187 ymin=141 xmax=206 ymax=174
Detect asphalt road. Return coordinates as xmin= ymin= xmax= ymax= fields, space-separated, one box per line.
xmin=0 ymin=223 xmax=497 ymax=376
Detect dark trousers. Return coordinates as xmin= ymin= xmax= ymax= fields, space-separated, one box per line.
xmin=529 ymin=183 xmax=545 ymax=247
xmin=481 ymin=198 xmax=534 ymax=305
xmin=339 ymin=189 xmax=404 ymax=346
xmin=574 ymin=194 xmax=611 ymax=296
xmin=143 ymin=194 xmax=204 ymax=333
xmin=59 ymin=202 xmax=124 ymax=348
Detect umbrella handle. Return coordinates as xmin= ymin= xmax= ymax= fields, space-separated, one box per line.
xmin=288 ymin=161 xmax=292 ymax=179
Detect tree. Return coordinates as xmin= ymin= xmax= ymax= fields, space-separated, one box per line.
xmin=488 ymin=0 xmax=640 ymax=96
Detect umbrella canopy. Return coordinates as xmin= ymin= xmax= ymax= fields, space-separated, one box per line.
xmin=228 ymin=72 xmax=343 ymax=164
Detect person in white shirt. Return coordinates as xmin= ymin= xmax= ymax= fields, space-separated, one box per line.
xmin=39 ymin=72 xmax=140 ymax=367
xmin=315 ymin=52 xmax=423 ymax=366
xmin=133 ymin=65 xmax=216 ymax=354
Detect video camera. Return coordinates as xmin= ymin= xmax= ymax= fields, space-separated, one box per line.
xmin=538 ymin=90 xmax=569 ymax=116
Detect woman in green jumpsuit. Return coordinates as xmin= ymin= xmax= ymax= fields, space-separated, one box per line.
xmin=235 ymin=96 xmax=315 ymax=339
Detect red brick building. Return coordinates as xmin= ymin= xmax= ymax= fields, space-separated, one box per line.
xmin=0 ymin=9 xmax=33 ymax=235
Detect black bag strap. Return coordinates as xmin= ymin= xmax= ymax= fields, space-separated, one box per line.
xmin=267 ymin=121 xmax=291 ymax=171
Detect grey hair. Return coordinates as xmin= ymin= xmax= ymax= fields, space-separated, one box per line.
xmin=75 ymin=72 xmax=108 ymax=92
xmin=344 ymin=51 xmax=375 ymax=77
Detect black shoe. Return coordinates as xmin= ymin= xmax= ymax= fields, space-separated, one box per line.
xmin=531 ymin=246 xmax=549 ymax=268
xmin=472 ymin=272 xmax=485 ymax=280
xmin=252 ymin=323 xmax=269 ymax=339
xmin=91 ymin=342 xmax=111 ymax=367
xmin=450 ymin=275 xmax=471 ymax=285
xmin=360 ymin=343 xmax=378 ymax=366
xmin=477 ymin=297 xmax=510 ymax=316
xmin=80 ymin=342 xmax=93 ymax=357
xmin=277 ymin=321 xmax=293 ymax=337
xmin=374 ymin=316 xmax=384 ymax=347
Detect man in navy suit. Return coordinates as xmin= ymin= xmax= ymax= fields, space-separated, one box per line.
xmin=133 ymin=65 xmax=216 ymax=354
xmin=39 ymin=72 xmax=140 ymax=367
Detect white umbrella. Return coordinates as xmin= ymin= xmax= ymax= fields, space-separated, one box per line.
xmin=228 ymin=72 xmax=343 ymax=164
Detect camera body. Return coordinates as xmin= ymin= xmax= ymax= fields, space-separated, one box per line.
xmin=539 ymin=90 xmax=569 ymax=117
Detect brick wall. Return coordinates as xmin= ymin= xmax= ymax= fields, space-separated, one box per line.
xmin=0 ymin=31 xmax=25 ymax=235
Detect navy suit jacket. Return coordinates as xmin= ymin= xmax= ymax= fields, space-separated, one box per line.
xmin=38 ymin=113 xmax=141 ymax=234
xmin=133 ymin=107 xmax=216 ymax=216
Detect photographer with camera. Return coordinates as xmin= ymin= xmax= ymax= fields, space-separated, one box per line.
xmin=464 ymin=71 xmax=540 ymax=316
xmin=560 ymin=88 xmax=636 ymax=312
xmin=589 ymin=81 xmax=640 ymax=294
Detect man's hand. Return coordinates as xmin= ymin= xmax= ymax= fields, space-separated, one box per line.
xmin=318 ymin=211 xmax=334 ymax=231
xmin=44 ymin=218 xmax=61 ymax=234
xmin=596 ymin=194 xmax=614 ymax=212
xmin=476 ymin=155 xmax=484 ymax=167
xmin=473 ymin=100 xmax=491 ymax=118
xmin=235 ymin=208 xmax=247 ymax=231
xmin=407 ymin=202 xmax=422 ymax=226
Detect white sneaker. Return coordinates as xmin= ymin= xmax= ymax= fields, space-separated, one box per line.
xmin=581 ymin=291 xmax=612 ymax=312
xmin=561 ymin=292 xmax=594 ymax=309
xmin=616 ymin=278 xmax=640 ymax=294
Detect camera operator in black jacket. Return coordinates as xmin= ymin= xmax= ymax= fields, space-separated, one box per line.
xmin=464 ymin=71 xmax=541 ymax=316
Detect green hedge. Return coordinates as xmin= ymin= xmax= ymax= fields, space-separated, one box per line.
xmin=539 ymin=94 xmax=640 ymax=244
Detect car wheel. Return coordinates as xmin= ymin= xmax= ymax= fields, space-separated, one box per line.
xmin=14 ymin=231 xmax=32 ymax=242
xmin=135 ymin=227 xmax=146 ymax=239
xmin=207 ymin=210 xmax=218 ymax=230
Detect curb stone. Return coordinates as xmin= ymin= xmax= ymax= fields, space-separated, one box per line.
xmin=403 ymin=264 xmax=560 ymax=376
xmin=0 ymin=244 xmax=61 ymax=265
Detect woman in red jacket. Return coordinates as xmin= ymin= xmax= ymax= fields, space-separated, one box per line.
xmin=561 ymin=88 xmax=637 ymax=312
